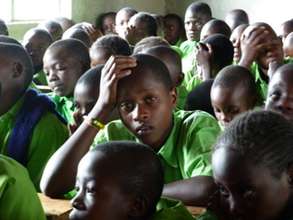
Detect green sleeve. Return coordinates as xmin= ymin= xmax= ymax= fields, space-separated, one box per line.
xmin=179 ymin=111 xmax=220 ymax=178
xmin=27 ymin=112 xmax=69 ymax=190
xmin=0 ymin=155 xmax=46 ymax=220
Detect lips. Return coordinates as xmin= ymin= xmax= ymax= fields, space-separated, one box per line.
xmin=135 ymin=125 xmax=153 ymax=136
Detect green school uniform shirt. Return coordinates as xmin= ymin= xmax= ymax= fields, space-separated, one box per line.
xmin=180 ymin=40 xmax=198 ymax=78
xmin=33 ymin=70 xmax=48 ymax=85
xmin=0 ymin=96 xmax=69 ymax=190
xmin=94 ymin=110 xmax=220 ymax=181
xmin=0 ymin=154 xmax=46 ymax=220
xmin=49 ymin=93 xmax=75 ymax=124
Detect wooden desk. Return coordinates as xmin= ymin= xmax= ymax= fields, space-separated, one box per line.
xmin=38 ymin=193 xmax=72 ymax=220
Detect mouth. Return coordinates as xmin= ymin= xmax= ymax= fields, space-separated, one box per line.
xmin=50 ymin=83 xmax=64 ymax=92
xmin=135 ymin=125 xmax=153 ymax=136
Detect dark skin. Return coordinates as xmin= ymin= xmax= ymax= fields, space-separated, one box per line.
xmin=163 ymin=17 xmax=181 ymax=45
xmin=195 ymin=42 xmax=213 ymax=80
xmin=126 ymin=18 xmax=149 ymax=45
xmin=230 ymin=24 xmax=248 ymax=63
xmin=41 ymin=55 xmax=216 ymax=207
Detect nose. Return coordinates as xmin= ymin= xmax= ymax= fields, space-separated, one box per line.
xmin=229 ymin=195 xmax=244 ymax=217
xmin=71 ymin=191 xmax=86 ymax=211
xmin=220 ymin=113 xmax=231 ymax=123
xmin=277 ymin=97 xmax=293 ymax=112
xmin=47 ymin=69 xmax=58 ymax=82
xmin=132 ymin=103 xmax=149 ymax=122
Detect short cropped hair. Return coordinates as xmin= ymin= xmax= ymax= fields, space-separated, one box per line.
xmin=0 ymin=19 xmax=8 ymax=36
xmin=0 ymin=36 xmax=22 ymax=45
xmin=91 ymin=141 xmax=164 ymax=218
xmin=201 ymin=19 xmax=231 ymax=40
xmin=131 ymin=12 xmax=158 ymax=36
xmin=186 ymin=2 xmax=212 ymax=17
xmin=133 ymin=36 xmax=170 ymax=54
xmin=62 ymin=27 xmax=91 ymax=48
xmin=75 ymin=64 xmax=103 ymax=92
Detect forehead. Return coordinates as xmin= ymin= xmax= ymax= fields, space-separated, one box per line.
xmin=270 ymin=69 xmax=293 ymax=88
xmin=44 ymin=47 xmax=77 ymax=63
xmin=211 ymin=84 xmax=250 ymax=104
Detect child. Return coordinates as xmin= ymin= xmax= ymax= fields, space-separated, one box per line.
xmin=0 ymin=19 xmax=8 ymax=35
xmin=180 ymin=2 xmax=212 ymax=75
xmin=0 ymin=154 xmax=46 ymax=220
xmin=126 ymin=12 xmax=157 ymax=46
xmin=54 ymin=17 xmax=75 ymax=32
xmin=224 ymin=9 xmax=249 ymax=31
xmin=38 ymin=20 xmax=63 ymax=41
xmin=44 ymin=39 xmax=90 ymax=123
xmin=239 ymin=22 xmax=284 ymax=101
xmin=22 ymin=28 xmax=53 ymax=85
xmin=210 ymin=65 xmax=258 ymax=128
xmin=41 ymin=54 xmax=220 ymax=210
xmin=283 ymin=32 xmax=293 ymax=58
xmin=212 ymin=110 xmax=293 ymax=220
xmin=265 ymin=63 xmax=293 ymax=122
xmin=279 ymin=19 xmax=293 ymax=42
xmin=95 ymin=12 xmax=116 ymax=35
xmin=133 ymin=36 xmax=170 ymax=54
xmin=163 ymin=13 xmax=186 ymax=46
xmin=200 ymin=19 xmax=231 ymax=41
xmin=89 ymin=34 xmax=131 ymax=67
xmin=62 ymin=27 xmax=91 ymax=48
xmin=0 ymin=42 xmax=68 ymax=189
xmin=230 ymin=24 xmax=248 ymax=63
xmin=115 ymin=7 xmax=137 ymax=40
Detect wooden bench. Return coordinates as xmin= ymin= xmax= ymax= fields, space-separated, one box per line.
xmin=38 ymin=193 xmax=72 ymax=220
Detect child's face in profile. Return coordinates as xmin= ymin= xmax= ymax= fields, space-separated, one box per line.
xmin=117 ymin=72 xmax=176 ymax=151
xmin=265 ymin=69 xmax=293 ymax=121
xmin=212 ymin=147 xmax=290 ymax=220
xmin=70 ymin=152 xmax=130 ymax=220
xmin=43 ymin=49 xmax=83 ymax=97
xmin=211 ymin=85 xmax=253 ymax=128
xmin=230 ymin=25 xmax=246 ymax=63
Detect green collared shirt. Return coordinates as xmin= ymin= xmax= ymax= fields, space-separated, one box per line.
xmin=0 ymin=95 xmax=69 ymax=190
xmin=180 ymin=40 xmax=198 ymax=77
xmin=49 ymin=93 xmax=75 ymax=124
xmin=94 ymin=110 xmax=220 ymax=182
xmin=33 ymin=70 xmax=48 ymax=85
xmin=0 ymin=155 xmax=46 ymax=220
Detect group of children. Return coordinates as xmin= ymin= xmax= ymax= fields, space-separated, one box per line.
xmin=1 ymin=1 xmax=293 ymax=220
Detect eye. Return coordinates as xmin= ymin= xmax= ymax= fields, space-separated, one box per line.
xmin=242 ymin=189 xmax=256 ymax=200
xmin=229 ymin=107 xmax=240 ymax=115
xmin=145 ymin=96 xmax=158 ymax=105
xmin=218 ymin=184 xmax=229 ymax=198
xmin=86 ymin=186 xmax=96 ymax=194
xmin=269 ymin=90 xmax=281 ymax=101
xmin=119 ymin=101 xmax=135 ymax=112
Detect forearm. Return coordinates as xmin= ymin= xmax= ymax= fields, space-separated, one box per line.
xmin=162 ymin=176 xmax=217 ymax=206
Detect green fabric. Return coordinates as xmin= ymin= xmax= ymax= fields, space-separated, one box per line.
xmin=33 ymin=70 xmax=48 ymax=85
xmin=49 ymin=93 xmax=75 ymax=124
xmin=171 ymin=45 xmax=183 ymax=57
xmin=94 ymin=110 xmax=220 ymax=182
xmin=0 ymin=96 xmax=69 ymax=190
xmin=153 ymin=199 xmax=195 ymax=220
xmin=180 ymin=40 xmax=198 ymax=77
xmin=0 ymin=154 xmax=46 ymax=220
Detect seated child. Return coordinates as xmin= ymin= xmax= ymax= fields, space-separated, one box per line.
xmin=70 ymin=22 xmax=102 ymax=43
xmin=38 ymin=20 xmax=63 ymax=41
xmin=279 ymin=19 xmax=293 ymax=42
xmin=200 ymin=19 xmax=231 ymax=41
xmin=62 ymin=27 xmax=91 ymax=48
xmin=265 ymin=63 xmax=293 ymax=122
xmin=224 ymin=9 xmax=249 ymax=31
xmin=238 ymin=22 xmax=284 ymax=101
xmin=126 ymin=12 xmax=157 ymax=46
xmin=163 ymin=13 xmax=186 ymax=46
xmin=115 ymin=7 xmax=137 ymax=40
xmin=133 ymin=36 xmax=170 ymax=54
xmin=22 ymin=28 xmax=53 ymax=85
xmin=195 ymin=34 xmax=234 ymax=81
xmin=95 ymin=11 xmax=116 ymax=35
xmin=210 ymin=65 xmax=258 ymax=129
xmin=212 ymin=110 xmax=293 ymax=220
xmin=69 ymin=141 xmax=195 ymax=220
xmin=0 ymin=154 xmax=46 ymax=220
xmin=54 ymin=17 xmax=75 ymax=32
xmin=0 ymin=35 xmax=21 ymax=45
xmin=90 ymin=34 xmax=131 ymax=67
xmin=283 ymin=32 xmax=293 ymax=58
xmin=44 ymin=39 xmax=90 ymax=124
xmin=41 ymin=54 xmax=220 ymax=210
xmin=0 ymin=42 xmax=68 ymax=189
xmin=0 ymin=19 xmax=8 ymax=35
xmin=230 ymin=24 xmax=248 ymax=63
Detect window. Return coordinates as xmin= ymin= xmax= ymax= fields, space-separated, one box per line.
xmin=0 ymin=0 xmax=71 ymax=23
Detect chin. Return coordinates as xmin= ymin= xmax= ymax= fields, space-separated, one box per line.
xmin=69 ymin=210 xmax=87 ymax=220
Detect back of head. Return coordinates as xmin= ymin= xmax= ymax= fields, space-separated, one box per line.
xmin=91 ymin=141 xmax=164 ymax=218
xmin=203 ymin=34 xmax=234 ymax=71
xmin=133 ymin=36 xmax=170 ymax=54
xmin=0 ymin=35 xmax=21 ymax=45
xmin=187 ymin=2 xmax=212 ymax=18
xmin=225 ymin=9 xmax=249 ymax=31
xmin=280 ymin=19 xmax=293 ymax=40
xmin=54 ymin=17 xmax=75 ymax=32
xmin=131 ymin=12 xmax=158 ymax=37
xmin=0 ymin=19 xmax=9 ymax=36
xmin=283 ymin=32 xmax=293 ymax=57
xmin=23 ymin=27 xmax=53 ymax=44
xmin=62 ymin=27 xmax=91 ymax=48
xmin=214 ymin=110 xmax=293 ymax=177
xmin=38 ymin=20 xmax=63 ymax=41
xmin=47 ymin=38 xmax=90 ymax=73
xmin=200 ymin=19 xmax=231 ymax=40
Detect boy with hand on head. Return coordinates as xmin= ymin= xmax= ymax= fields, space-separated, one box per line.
xmin=200 ymin=19 xmax=231 ymax=41
xmin=0 ymin=42 xmax=68 ymax=189
xmin=22 ymin=28 xmax=53 ymax=85
xmin=41 ymin=54 xmax=220 ymax=212
xmin=44 ymin=38 xmax=90 ymax=124
xmin=70 ymin=141 xmax=195 ymax=220
xmin=210 ymin=65 xmax=259 ymax=129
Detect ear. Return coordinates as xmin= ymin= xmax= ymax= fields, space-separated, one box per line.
xmin=12 ymin=62 xmax=24 ymax=78
xmin=169 ymin=87 xmax=177 ymax=107
xmin=176 ymin=72 xmax=184 ymax=87
xmin=128 ymin=195 xmax=149 ymax=218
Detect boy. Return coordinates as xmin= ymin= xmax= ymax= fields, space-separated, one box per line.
xmin=38 ymin=20 xmax=63 ymax=41
xmin=89 ymin=34 xmax=131 ymax=67
xmin=62 ymin=27 xmax=91 ymax=48
xmin=44 ymin=39 xmax=90 ymax=123
xmin=95 ymin=12 xmax=116 ymax=35
xmin=163 ymin=13 xmax=186 ymax=46
xmin=224 ymin=9 xmax=249 ymax=31
xmin=133 ymin=36 xmax=170 ymax=54
xmin=279 ymin=19 xmax=293 ymax=42
xmin=41 ymin=54 xmax=220 ymax=209
xmin=22 ymin=28 xmax=53 ymax=85
xmin=0 ymin=19 xmax=9 ymax=35
xmin=0 ymin=42 xmax=68 ymax=189
xmin=230 ymin=24 xmax=248 ymax=63
xmin=200 ymin=19 xmax=231 ymax=41
xmin=210 ymin=65 xmax=258 ymax=128
xmin=70 ymin=141 xmax=195 ymax=220
xmin=283 ymin=32 xmax=293 ymax=58
xmin=115 ymin=7 xmax=137 ymax=40
xmin=54 ymin=17 xmax=75 ymax=32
